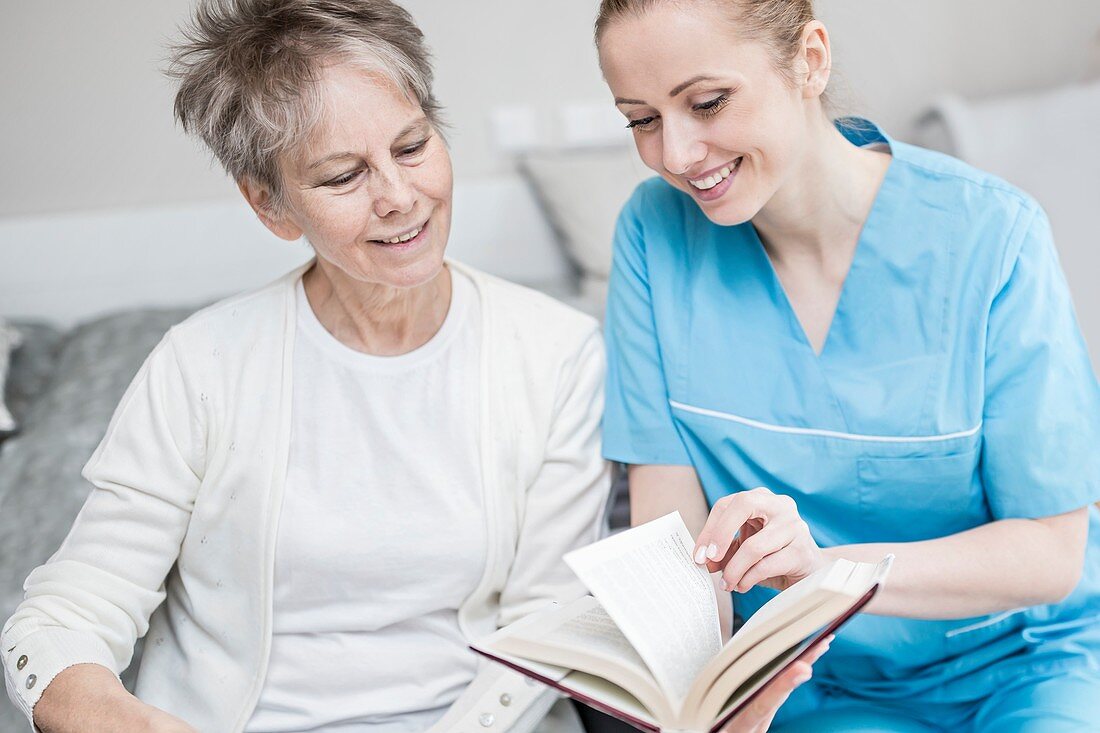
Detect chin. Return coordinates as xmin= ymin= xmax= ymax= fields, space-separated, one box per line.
xmin=316 ymin=243 xmax=447 ymax=293
xmin=696 ymin=198 xmax=761 ymax=227
xmin=661 ymin=174 xmax=762 ymax=228
xmin=373 ymin=249 xmax=447 ymax=290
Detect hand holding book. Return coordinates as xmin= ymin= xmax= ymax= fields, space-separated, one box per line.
xmin=715 ymin=635 xmax=830 ymax=733
xmin=694 ymin=487 xmax=828 ymax=594
xmin=472 ymin=513 xmax=892 ymax=733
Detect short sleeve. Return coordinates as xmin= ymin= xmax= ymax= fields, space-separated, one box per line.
xmin=981 ymin=204 xmax=1100 ymax=519
xmin=602 ymin=184 xmax=692 ymax=466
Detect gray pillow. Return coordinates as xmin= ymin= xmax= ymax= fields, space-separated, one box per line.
xmin=0 ymin=319 xmax=23 ymax=434
xmin=520 ymin=148 xmax=653 ymax=285
xmin=3 ymin=321 xmax=65 ymax=432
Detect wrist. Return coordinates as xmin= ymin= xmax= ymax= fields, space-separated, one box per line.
xmin=796 ymin=547 xmax=831 ymax=582
xmin=32 ymin=665 xmax=139 ymax=733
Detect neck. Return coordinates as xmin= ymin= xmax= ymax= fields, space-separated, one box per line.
xmin=752 ymin=114 xmax=890 ymax=269
xmin=302 ymin=258 xmax=453 ymax=356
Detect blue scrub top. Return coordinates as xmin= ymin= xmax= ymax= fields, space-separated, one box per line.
xmin=602 ymin=119 xmax=1100 ymax=702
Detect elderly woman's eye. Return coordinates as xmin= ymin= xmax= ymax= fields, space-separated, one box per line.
xmin=399 ymin=139 xmax=429 ymax=157
xmin=324 ymin=171 xmax=361 ymax=187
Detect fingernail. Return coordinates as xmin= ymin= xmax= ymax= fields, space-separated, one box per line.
xmin=794 ymin=671 xmax=812 ymax=685
xmin=719 ymin=578 xmax=730 ymax=592
xmin=693 ymin=546 xmax=708 ymax=564
xmin=706 ymin=543 xmax=719 ymax=560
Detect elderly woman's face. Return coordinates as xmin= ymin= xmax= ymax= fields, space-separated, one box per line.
xmin=273 ymin=64 xmax=453 ymax=290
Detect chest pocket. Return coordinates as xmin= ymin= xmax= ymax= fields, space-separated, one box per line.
xmin=857 ymin=445 xmax=984 ymax=543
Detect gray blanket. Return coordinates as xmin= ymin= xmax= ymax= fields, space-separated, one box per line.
xmin=0 ymin=308 xmax=192 ymax=727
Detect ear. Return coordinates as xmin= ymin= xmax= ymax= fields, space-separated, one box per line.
xmin=798 ymin=20 xmax=831 ymax=99
xmin=237 ymin=177 xmax=304 ymax=241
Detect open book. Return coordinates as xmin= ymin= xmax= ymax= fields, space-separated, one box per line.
xmin=472 ymin=512 xmax=891 ymax=733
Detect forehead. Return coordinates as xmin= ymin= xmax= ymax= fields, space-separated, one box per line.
xmin=599 ymin=2 xmax=770 ymax=95
xmin=300 ymin=63 xmax=425 ymax=156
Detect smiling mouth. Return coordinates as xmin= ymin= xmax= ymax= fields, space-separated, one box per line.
xmin=688 ymin=157 xmax=743 ymax=190
xmin=371 ymin=218 xmax=428 ymax=244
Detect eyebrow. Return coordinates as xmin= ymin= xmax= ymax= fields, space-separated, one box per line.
xmin=306 ymin=117 xmax=431 ymax=170
xmin=307 ymin=151 xmax=357 ymax=171
xmin=614 ymin=75 xmax=720 ymax=106
xmin=669 ymin=75 xmax=718 ymax=97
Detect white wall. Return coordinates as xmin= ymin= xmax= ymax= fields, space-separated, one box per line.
xmin=821 ymin=0 xmax=1100 ymax=132
xmin=3 ymin=0 xmax=1100 ymax=365
xmin=3 ymin=0 xmax=1099 ymax=218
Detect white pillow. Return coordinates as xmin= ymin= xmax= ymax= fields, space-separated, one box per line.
xmin=0 ymin=318 xmax=23 ymax=433
xmin=521 ymin=147 xmax=654 ymax=283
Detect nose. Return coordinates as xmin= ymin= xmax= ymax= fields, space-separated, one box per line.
xmin=661 ymin=122 xmax=707 ymax=177
xmin=370 ymin=163 xmax=416 ymax=218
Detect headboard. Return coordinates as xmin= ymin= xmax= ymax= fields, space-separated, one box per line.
xmin=0 ymin=174 xmax=568 ymax=328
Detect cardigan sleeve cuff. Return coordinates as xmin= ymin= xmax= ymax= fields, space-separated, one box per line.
xmin=3 ymin=621 xmax=120 ymax=728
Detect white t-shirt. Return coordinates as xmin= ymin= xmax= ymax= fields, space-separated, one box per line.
xmin=245 ymin=269 xmax=486 ymax=733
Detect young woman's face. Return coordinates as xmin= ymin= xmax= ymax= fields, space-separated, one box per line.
xmin=267 ymin=64 xmax=453 ymax=291
xmin=599 ymin=2 xmax=813 ymax=226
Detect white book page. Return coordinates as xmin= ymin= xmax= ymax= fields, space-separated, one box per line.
xmin=508 ymin=597 xmax=654 ymax=682
xmin=731 ymin=555 xmax=891 ymax=643
xmin=558 ymin=670 xmax=659 ymax=730
xmin=730 ymin=560 xmax=854 ymax=642
xmin=472 ymin=607 xmax=574 ymax=682
xmin=565 ymin=512 xmax=722 ymax=705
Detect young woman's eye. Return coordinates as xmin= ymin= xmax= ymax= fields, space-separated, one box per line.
xmin=694 ymin=94 xmax=730 ymax=118
xmin=626 ymin=116 xmax=658 ymax=131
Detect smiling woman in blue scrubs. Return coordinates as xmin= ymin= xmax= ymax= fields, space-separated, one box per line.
xmin=594 ymin=0 xmax=1100 ymax=730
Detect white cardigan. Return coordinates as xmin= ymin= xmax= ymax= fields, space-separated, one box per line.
xmin=2 ymin=261 xmax=610 ymax=733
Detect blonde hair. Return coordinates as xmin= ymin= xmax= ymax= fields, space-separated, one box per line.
xmin=595 ymin=0 xmax=818 ymax=87
xmin=167 ymin=0 xmax=442 ymax=210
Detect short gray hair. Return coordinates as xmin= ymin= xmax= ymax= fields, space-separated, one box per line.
xmin=167 ymin=0 xmax=443 ymax=210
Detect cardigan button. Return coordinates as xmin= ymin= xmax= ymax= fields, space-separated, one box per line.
xmin=25 ymin=674 xmax=37 ymax=690
xmin=16 ymin=655 xmax=28 ymax=670
xmin=479 ymin=713 xmax=495 ymax=727
xmin=499 ymin=693 xmax=512 ymax=707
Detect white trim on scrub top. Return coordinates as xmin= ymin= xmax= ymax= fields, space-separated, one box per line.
xmin=668 ymin=400 xmax=984 ymax=444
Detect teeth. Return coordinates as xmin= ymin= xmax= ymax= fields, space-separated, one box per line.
xmin=689 ymin=159 xmax=741 ymax=190
xmin=380 ymin=226 xmax=422 ymax=244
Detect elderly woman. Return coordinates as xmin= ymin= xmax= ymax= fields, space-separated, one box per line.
xmin=0 ymin=1 xmax=613 ymax=731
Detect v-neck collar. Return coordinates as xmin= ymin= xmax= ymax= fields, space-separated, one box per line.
xmin=752 ymin=118 xmax=898 ymax=361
